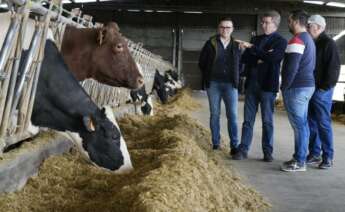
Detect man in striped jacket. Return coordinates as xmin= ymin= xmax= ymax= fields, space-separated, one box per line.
xmin=280 ymin=10 xmax=316 ymax=172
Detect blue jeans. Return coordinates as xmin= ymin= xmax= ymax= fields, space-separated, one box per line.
xmin=283 ymin=87 xmax=315 ymax=163
xmin=206 ymin=81 xmax=239 ymax=149
xmin=239 ymin=83 xmax=277 ymax=156
xmin=308 ymin=88 xmax=334 ymax=161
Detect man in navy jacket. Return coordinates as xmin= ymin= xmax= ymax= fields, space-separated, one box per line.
xmin=199 ymin=17 xmax=241 ymax=154
xmin=232 ymin=10 xmax=287 ymax=162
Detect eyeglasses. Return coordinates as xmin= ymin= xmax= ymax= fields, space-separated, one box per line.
xmin=219 ymin=26 xmax=233 ymax=29
xmin=261 ymin=21 xmax=273 ymax=25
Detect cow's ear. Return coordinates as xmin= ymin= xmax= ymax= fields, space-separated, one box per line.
xmin=106 ymin=22 xmax=120 ymax=31
xmin=97 ymin=28 xmax=106 ymax=46
xmin=83 ymin=116 xmax=96 ymax=132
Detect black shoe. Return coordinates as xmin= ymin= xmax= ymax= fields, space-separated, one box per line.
xmin=232 ymin=151 xmax=247 ymax=160
xmin=230 ymin=148 xmax=238 ymax=156
xmin=263 ymin=154 xmax=274 ymax=162
xmin=306 ymin=155 xmax=322 ymax=165
xmin=319 ymin=159 xmax=333 ymax=169
xmin=212 ymin=145 xmax=220 ymax=150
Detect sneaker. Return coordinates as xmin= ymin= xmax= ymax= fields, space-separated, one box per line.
xmin=319 ymin=159 xmax=333 ymax=169
xmin=281 ymin=159 xmax=306 ymax=172
xmin=230 ymin=148 xmax=238 ymax=156
xmin=263 ymin=154 xmax=274 ymax=162
xmin=232 ymin=151 xmax=247 ymax=160
xmin=306 ymin=155 xmax=322 ymax=165
xmin=212 ymin=145 xmax=221 ymax=150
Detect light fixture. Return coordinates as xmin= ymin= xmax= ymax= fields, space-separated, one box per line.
xmin=333 ymin=30 xmax=345 ymax=41
xmin=156 ymin=10 xmax=172 ymax=13
xmin=73 ymin=0 xmax=97 ymax=3
xmin=303 ymin=0 xmax=324 ymax=5
xmin=62 ymin=0 xmax=71 ymax=3
xmin=144 ymin=10 xmax=154 ymax=12
xmin=183 ymin=11 xmax=203 ymax=14
xmin=127 ymin=9 xmax=141 ymax=12
xmin=326 ymin=2 xmax=345 ymax=8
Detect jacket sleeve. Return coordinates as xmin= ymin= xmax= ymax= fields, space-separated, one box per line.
xmin=323 ymin=39 xmax=341 ymax=89
xmin=240 ymin=37 xmax=257 ymax=64
xmin=251 ymin=37 xmax=287 ymax=63
xmin=281 ymin=37 xmax=305 ymax=90
xmin=198 ymin=41 xmax=210 ymax=72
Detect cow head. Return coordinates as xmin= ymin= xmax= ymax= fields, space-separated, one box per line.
xmin=91 ymin=22 xmax=144 ymax=89
xmin=79 ymin=107 xmax=132 ymax=172
xmin=153 ymin=70 xmax=168 ymax=104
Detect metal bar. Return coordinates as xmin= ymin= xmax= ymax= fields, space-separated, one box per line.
xmin=10 ymin=23 xmax=42 ymax=117
xmin=0 ymin=15 xmax=20 ymax=79
xmin=0 ymin=6 xmax=30 ymax=138
xmin=7 ymin=0 xmax=26 ymax=6
xmin=23 ymin=12 xmax=51 ymax=133
xmin=177 ymin=28 xmax=183 ymax=78
xmin=172 ymin=28 xmax=176 ymax=67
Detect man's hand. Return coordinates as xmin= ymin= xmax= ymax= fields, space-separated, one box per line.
xmin=235 ymin=39 xmax=253 ymax=49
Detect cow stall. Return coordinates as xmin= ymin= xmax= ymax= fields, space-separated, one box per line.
xmin=0 ymin=0 xmax=179 ymax=193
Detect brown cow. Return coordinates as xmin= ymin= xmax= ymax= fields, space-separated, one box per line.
xmin=61 ymin=22 xmax=144 ymax=89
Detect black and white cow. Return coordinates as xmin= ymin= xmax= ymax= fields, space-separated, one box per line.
xmin=29 ymin=39 xmax=132 ymax=172
xmin=152 ymin=69 xmax=183 ymax=104
xmin=153 ymin=70 xmax=168 ymax=104
xmin=164 ymin=69 xmax=182 ymax=95
xmin=129 ymin=85 xmax=153 ymax=115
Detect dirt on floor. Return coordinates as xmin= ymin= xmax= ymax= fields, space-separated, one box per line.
xmin=0 ymin=89 xmax=270 ymax=212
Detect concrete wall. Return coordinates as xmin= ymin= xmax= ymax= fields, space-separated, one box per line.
xmin=121 ymin=26 xmax=174 ymax=63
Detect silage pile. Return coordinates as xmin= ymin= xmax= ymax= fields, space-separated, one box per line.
xmin=0 ymin=89 xmax=270 ymax=212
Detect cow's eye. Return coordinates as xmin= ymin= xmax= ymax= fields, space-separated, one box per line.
xmin=113 ymin=43 xmax=124 ymax=53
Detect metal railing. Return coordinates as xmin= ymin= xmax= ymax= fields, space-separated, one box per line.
xmin=0 ymin=0 xmax=176 ymax=154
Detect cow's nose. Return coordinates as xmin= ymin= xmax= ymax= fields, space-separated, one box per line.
xmin=137 ymin=77 xmax=144 ymax=86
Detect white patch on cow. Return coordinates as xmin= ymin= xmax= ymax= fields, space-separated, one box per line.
xmin=63 ymin=131 xmax=92 ymax=162
xmin=147 ymin=96 xmax=154 ymax=116
xmin=135 ymin=62 xmax=144 ymax=77
xmin=165 ymin=81 xmax=177 ymax=90
xmin=103 ymin=105 xmax=133 ymax=174
xmin=174 ymin=80 xmax=183 ymax=89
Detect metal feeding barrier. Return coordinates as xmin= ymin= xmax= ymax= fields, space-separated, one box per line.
xmin=0 ymin=0 xmax=175 ymax=153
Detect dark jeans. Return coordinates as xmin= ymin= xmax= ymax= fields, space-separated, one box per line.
xmin=283 ymin=87 xmax=315 ymax=163
xmin=239 ymin=84 xmax=277 ymax=156
xmin=308 ymin=88 xmax=334 ymax=161
xmin=206 ymin=81 xmax=239 ymax=149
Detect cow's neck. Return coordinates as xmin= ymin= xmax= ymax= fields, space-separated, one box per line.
xmin=32 ymin=40 xmax=99 ymax=132
xmin=62 ymin=26 xmax=99 ymax=81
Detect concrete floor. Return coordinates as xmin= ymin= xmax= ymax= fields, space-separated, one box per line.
xmin=190 ymin=91 xmax=345 ymax=212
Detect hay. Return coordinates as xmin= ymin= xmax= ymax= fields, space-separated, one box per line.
xmin=0 ymin=89 xmax=270 ymax=212
xmin=275 ymin=99 xmax=285 ymax=111
xmin=0 ymin=131 xmax=58 ymax=161
xmin=154 ymin=88 xmax=201 ymax=116
xmin=0 ymin=113 xmax=269 ymax=212
xmin=332 ymin=114 xmax=345 ymax=125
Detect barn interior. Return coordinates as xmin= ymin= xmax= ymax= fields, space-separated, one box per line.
xmin=63 ymin=0 xmax=345 ymax=89
xmin=0 ymin=0 xmax=345 ymax=211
